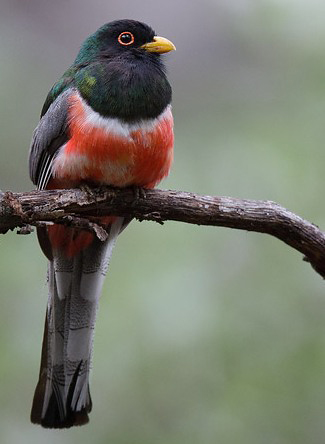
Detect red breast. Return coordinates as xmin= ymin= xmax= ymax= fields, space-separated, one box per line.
xmin=52 ymin=93 xmax=174 ymax=189
xmin=47 ymin=92 xmax=174 ymax=256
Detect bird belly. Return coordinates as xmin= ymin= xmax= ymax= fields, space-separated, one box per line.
xmin=52 ymin=93 xmax=174 ymax=188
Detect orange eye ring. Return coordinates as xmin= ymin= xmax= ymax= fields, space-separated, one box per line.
xmin=118 ymin=32 xmax=135 ymax=46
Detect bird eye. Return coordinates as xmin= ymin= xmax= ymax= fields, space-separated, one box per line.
xmin=118 ymin=32 xmax=135 ymax=46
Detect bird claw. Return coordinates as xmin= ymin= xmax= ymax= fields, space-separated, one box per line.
xmin=79 ymin=183 xmax=98 ymax=203
xmin=131 ymin=186 xmax=146 ymax=207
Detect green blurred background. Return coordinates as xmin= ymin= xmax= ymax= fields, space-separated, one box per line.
xmin=0 ymin=1 xmax=324 ymax=443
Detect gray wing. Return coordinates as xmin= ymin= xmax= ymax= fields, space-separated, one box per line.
xmin=29 ymin=88 xmax=74 ymax=189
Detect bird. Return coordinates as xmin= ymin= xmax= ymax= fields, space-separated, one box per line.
xmin=28 ymin=19 xmax=175 ymax=429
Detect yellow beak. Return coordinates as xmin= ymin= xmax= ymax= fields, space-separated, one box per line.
xmin=140 ymin=36 xmax=176 ymax=54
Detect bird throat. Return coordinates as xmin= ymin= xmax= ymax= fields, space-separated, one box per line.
xmin=74 ymin=54 xmax=172 ymax=122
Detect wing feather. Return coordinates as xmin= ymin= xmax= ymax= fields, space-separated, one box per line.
xmin=29 ymin=88 xmax=73 ymax=189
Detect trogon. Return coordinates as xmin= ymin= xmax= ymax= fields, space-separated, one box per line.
xmin=28 ymin=19 xmax=175 ymax=428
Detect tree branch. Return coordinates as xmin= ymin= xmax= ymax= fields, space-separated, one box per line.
xmin=0 ymin=187 xmax=324 ymax=279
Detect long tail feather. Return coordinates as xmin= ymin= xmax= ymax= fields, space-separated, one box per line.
xmin=31 ymin=218 xmax=124 ymax=428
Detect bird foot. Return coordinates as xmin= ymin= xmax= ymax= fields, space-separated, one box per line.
xmin=131 ymin=186 xmax=146 ymax=207
xmin=79 ymin=183 xmax=98 ymax=203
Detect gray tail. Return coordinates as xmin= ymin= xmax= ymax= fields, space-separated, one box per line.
xmin=31 ymin=218 xmax=124 ymax=428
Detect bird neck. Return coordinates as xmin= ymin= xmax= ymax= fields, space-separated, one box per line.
xmin=74 ymin=53 xmax=172 ymax=122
